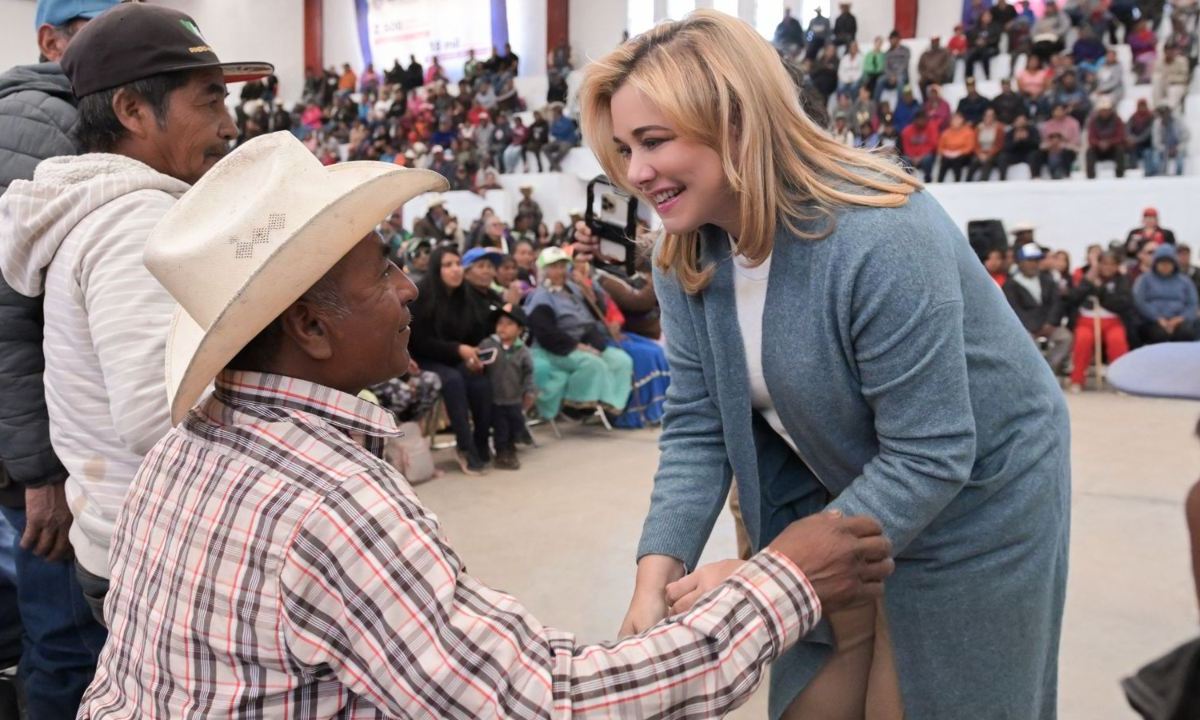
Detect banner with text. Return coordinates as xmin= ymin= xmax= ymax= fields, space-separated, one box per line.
xmin=358 ymin=0 xmax=497 ymax=81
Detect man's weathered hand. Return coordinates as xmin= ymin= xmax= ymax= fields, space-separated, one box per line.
xmin=768 ymin=511 xmax=894 ymax=611
xmin=22 ymin=483 xmax=73 ymax=562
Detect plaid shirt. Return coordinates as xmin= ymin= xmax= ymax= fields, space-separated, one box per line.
xmin=80 ymin=371 xmax=820 ymax=718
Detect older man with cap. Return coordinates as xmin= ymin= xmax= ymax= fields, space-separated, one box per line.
xmin=1004 ymin=243 xmax=1074 ymax=376
xmin=1125 ymin=207 xmax=1177 ymax=259
xmin=1085 ymin=95 xmax=1127 ymax=179
xmin=77 ymin=131 xmax=892 ymax=717
xmin=0 ymin=2 xmax=119 ymax=712
xmin=0 ymin=2 xmax=271 ymax=626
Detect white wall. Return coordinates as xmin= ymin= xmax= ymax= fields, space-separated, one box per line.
xmin=323 ymin=0 xmax=362 ymax=73
xmin=854 ymin=0 xmax=896 ymax=45
xmin=508 ymin=0 xmax=548 ymax=77
xmin=916 ymin=0 xmax=962 ymax=38
xmin=570 ymin=0 xmax=628 ymax=66
xmin=0 ymin=0 xmax=42 ymax=70
xmin=159 ymin=0 xmax=305 ymax=105
xmin=926 ymin=176 xmax=1199 ymax=265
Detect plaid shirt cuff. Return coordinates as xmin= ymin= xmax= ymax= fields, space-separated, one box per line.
xmin=727 ymin=549 xmax=823 ymax=655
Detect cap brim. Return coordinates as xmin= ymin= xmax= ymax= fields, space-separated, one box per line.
xmin=165 ymin=162 xmax=446 ymax=424
xmin=156 ymin=61 xmax=275 ymax=85
xmin=465 ymin=249 xmax=506 ymax=267
xmin=1108 ymin=343 xmax=1200 ymax=401
xmin=218 ymin=62 xmax=275 ymax=84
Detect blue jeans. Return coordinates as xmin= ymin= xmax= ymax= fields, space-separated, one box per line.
xmin=0 ymin=506 xmax=107 ymax=720
xmin=1145 ymin=149 xmax=1185 ymax=176
xmin=873 ymin=72 xmax=906 ymax=102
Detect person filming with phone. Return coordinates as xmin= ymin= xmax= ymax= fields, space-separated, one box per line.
xmin=572 ymin=11 xmax=1069 ymax=719
xmin=409 ymin=246 xmax=506 ymax=475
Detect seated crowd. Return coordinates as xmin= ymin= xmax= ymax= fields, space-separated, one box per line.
xmin=374 ymin=190 xmax=669 ymax=476
xmin=781 ymin=1 xmax=1194 ymax=181
xmin=986 ymin=207 xmax=1199 ymax=392
xmin=231 ymin=43 xmax=583 ymax=189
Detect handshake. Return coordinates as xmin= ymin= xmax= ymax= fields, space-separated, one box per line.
xmin=624 ymin=511 xmax=895 ymax=634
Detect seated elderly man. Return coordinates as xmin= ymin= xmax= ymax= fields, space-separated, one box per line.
xmin=78 ymin=132 xmax=892 ymax=717
xmin=525 ymin=247 xmax=634 ymax=420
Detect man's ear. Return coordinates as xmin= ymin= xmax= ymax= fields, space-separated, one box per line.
xmin=279 ymin=301 xmax=335 ymax=361
xmin=111 ymin=88 xmax=155 ymax=139
xmin=36 ymin=25 xmax=70 ymax=63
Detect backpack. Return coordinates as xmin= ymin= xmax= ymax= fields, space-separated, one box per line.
xmin=383 ymin=421 xmax=436 ymax=485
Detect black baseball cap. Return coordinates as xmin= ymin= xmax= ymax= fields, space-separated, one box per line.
xmin=491 ymin=303 xmax=528 ymax=327
xmin=61 ymin=3 xmax=273 ymax=98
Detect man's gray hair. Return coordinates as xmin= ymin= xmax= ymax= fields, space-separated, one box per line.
xmin=226 ymin=269 xmax=349 ymax=372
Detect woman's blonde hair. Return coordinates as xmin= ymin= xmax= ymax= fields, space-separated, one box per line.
xmin=579 ymin=9 xmax=920 ymax=293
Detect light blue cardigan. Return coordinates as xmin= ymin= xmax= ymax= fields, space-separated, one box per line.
xmin=640 ymin=190 xmax=1071 ymax=719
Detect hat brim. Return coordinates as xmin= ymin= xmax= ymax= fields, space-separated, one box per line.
xmin=152 ymin=61 xmax=274 ymax=85
xmin=1108 ymin=343 xmax=1200 ymax=400
xmin=464 ymin=249 xmax=506 ymax=268
xmin=165 ymin=162 xmax=447 ymax=424
xmin=218 ymin=62 xmax=275 ymax=84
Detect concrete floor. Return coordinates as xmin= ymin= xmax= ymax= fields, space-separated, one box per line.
xmin=415 ymin=392 xmax=1200 ymax=719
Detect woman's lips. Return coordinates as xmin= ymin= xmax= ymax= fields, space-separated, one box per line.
xmin=655 ymin=188 xmax=685 ymax=214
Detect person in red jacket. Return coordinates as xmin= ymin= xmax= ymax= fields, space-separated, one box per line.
xmin=901 ymin=110 xmax=940 ymax=181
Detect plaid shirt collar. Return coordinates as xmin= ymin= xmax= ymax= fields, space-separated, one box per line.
xmin=211 ymin=371 xmax=401 ymax=439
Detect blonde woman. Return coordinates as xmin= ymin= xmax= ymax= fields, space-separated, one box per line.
xmin=575 ymin=11 xmax=1069 ymax=720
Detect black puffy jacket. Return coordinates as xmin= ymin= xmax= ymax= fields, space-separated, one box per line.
xmin=0 ymin=62 xmax=76 ymax=507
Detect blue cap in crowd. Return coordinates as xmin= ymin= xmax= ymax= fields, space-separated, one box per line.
xmin=1016 ymin=244 xmax=1044 ymax=262
xmin=35 ymin=0 xmax=117 ymax=29
xmin=462 ymin=247 xmax=505 ymax=269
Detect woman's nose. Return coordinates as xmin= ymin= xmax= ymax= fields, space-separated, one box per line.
xmin=626 ymin=151 xmax=656 ymax=188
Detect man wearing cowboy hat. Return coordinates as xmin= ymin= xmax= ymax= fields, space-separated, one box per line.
xmin=412 ymin=194 xmax=456 ymax=244
xmin=515 ymin=182 xmax=543 ymax=229
xmin=0 ymin=2 xmax=271 ymax=624
xmin=77 ymin=130 xmax=892 ymax=718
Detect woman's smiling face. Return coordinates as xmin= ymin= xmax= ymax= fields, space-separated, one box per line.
xmin=609 ymin=85 xmax=740 ymax=237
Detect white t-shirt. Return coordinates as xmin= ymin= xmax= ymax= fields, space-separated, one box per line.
xmin=731 ymin=240 xmax=802 ymax=455
xmin=1011 ymin=271 xmax=1043 ymax=305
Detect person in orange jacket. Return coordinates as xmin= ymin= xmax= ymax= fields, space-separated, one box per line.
xmin=937 ymin=112 xmax=978 ymax=181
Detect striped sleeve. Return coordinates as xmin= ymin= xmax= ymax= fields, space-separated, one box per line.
xmin=279 ymin=472 xmax=820 ymax=719
xmin=77 ymin=191 xmax=176 ymax=456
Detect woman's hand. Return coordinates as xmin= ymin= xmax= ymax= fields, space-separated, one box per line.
xmin=664 ymin=559 xmax=746 ymax=615
xmin=619 ymin=555 xmax=685 ymax=637
xmin=458 ymin=344 xmax=484 ymax=373
xmin=619 ymin=590 xmax=669 ymax=638
xmin=572 ymin=221 xmax=605 ymax=263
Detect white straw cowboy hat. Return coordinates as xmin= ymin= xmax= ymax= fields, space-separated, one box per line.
xmin=145 ymin=131 xmax=447 ymax=424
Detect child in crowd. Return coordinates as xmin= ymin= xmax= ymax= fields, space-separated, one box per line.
xmin=480 ymin=305 xmax=537 ymax=470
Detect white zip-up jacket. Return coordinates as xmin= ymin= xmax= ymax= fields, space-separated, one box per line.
xmin=0 ymin=153 xmax=189 ymax=578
